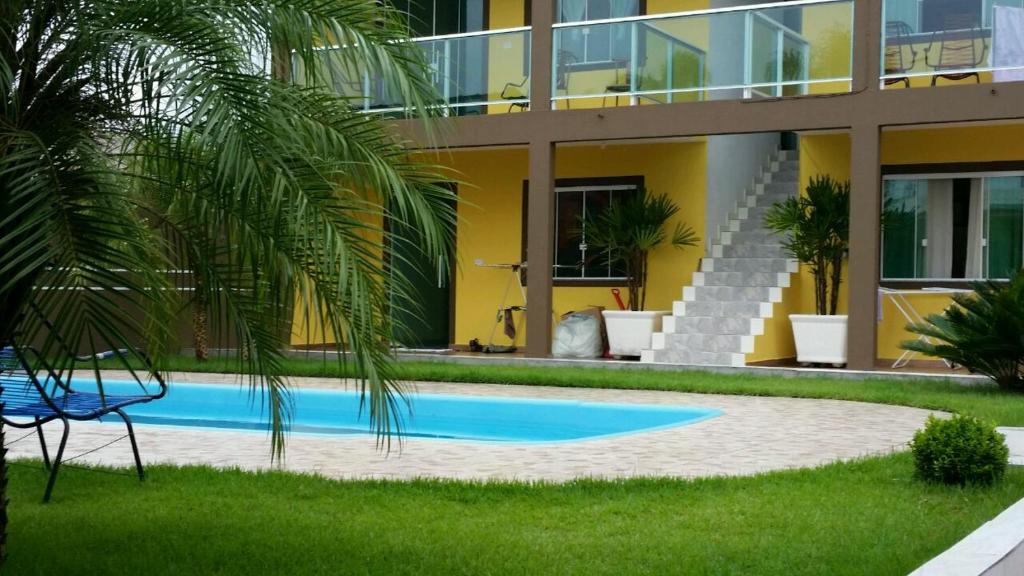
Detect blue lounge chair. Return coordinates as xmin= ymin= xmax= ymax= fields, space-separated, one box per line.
xmin=0 ymin=346 xmax=166 ymax=502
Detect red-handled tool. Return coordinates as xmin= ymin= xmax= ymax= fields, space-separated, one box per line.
xmin=611 ymin=288 xmax=626 ymax=311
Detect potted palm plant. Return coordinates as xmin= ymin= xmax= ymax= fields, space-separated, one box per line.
xmin=764 ymin=175 xmax=850 ymax=365
xmin=584 ymin=190 xmax=698 ymax=357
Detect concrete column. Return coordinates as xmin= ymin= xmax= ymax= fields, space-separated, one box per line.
xmin=847 ymin=123 xmax=881 ymax=370
xmin=846 ymin=0 xmax=882 ymax=371
xmin=525 ymin=139 xmax=555 ymax=357
xmin=529 ymin=0 xmax=554 ymax=111
xmin=851 ymin=0 xmax=882 ymax=93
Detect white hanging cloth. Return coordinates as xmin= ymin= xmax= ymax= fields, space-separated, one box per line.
xmin=992 ymin=6 xmax=1024 ymax=82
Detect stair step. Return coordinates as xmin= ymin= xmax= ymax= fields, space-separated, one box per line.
xmin=692 ymin=271 xmax=790 ymax=288
xmin=701 ymin=257 xmax=798 ymax=273
xmin=663 ymin=315 xmax=764 ymax=336
xmin=720 ymin=230 xmax=786 ymax=246
xmin=731 ymin=205 xmax=778 ymax=222
xmin=749 ymin=192 xmax=797 ymax=209
xmin=642 ymin=147 xmax=798 ymax=368
xmin=673 ymin=300 xmax=775 ymax=319
xmin=722 ymin=214 xmax=783 ymax=233
xmin=683 ymin=285 xmax=783 ymax=303
xmin=761 ymin=170 xmax=799 ymax=184
xmin=655 ymin=333 xmax=754 ymax=354
xmin=713 ymin=243 xmax=789 ymax=258
xmin=754 ymin=180 xmax=800 ymax=195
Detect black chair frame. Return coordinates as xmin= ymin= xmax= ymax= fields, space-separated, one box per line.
xmin=924 ymin=13 xmax=989 ymax=86
xmin=884 ymin=20 xmax=919 ymax=88
xmin=500 ymin=76 xmax=530 ymax=112
xmin=1 ymin=346 xmax=166 ymax=502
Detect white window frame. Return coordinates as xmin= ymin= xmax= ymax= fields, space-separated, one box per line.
xmin=881 ymin=170 xmax=1024 ymax=282
xmin=554 ymin=183 xmax=639 ymax=281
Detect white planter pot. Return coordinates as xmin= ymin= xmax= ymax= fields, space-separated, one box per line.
xmin=790 ymin=314 xmax=848 ymax=366
xmin=602 ymin=310 xmax=668 ymax=357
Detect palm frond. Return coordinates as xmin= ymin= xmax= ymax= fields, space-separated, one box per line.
xmin=1 ymin=0 xmax=456 ymax=457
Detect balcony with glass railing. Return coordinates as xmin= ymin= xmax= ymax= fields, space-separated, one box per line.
xmin=296 ymin=27 xmax=531 ymax=115
xmin=882 ymin=0 xmax=1024 ymax=88
xmin=550 ymin=0 xmax=854 ymax=110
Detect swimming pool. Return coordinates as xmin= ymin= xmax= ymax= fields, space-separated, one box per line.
xmin=79 ymin=380 xmax=721 ymax=442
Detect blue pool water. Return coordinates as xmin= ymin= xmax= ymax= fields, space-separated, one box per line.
xmin=78 ymin=380 xmax=721 ymax=442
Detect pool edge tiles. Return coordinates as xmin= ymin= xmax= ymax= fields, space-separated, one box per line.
xmin=68 ymin=379 xmax=723 ymax=444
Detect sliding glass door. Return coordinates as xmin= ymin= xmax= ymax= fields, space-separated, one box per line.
xmin=882 ymin=173 xmax=1024 ymax=281
xmin=985 ymin=176 xmax=1024 ymax=279
xmin=882 ymin=179 xmax=928 ymax=279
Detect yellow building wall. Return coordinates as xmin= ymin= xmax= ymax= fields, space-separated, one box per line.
xmin=753 ymin=124 xmax=1024 ymax=363
xmin=647 ymin=0 xmax=707 ymax=13
xmin=291 ymin=294 xmax=338 ymax=346
xmin=290 ymin=193 xmax=388 ymax=346
xmin=490 ymin=0 xmax=526 ymax=28
xmin=875 ymin=124 xmax=1024 ymax=361
xmin=876 ymin=293 xmax=952 ymax=360
xmin=803 ymin=2 xmax=855 ymax=95
xmin=436 ymin=142 xmax=706 ymax=348
xmin=748 ymin=133 xmax=851 ymax=363
xmin=881 ymin=124 xmax=1024 ymax=164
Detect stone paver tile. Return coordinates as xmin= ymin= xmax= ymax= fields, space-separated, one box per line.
xmin=5 ymin=372 xmax=943 ymax=483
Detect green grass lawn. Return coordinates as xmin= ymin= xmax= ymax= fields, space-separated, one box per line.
xmin=10 ymin=355 xmax=1017 ymax=574
xmin=7 ymin=454 xmax=1024 ymax=575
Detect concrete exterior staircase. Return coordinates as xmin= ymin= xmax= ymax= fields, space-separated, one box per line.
xmin=641 ymin=150 xmax=799 ymax=367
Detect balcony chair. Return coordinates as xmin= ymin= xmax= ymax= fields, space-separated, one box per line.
xmin=925 ymin=12 xmax=988 ymax=85
xmin=1 ymin=344 xmax=166 ymax=502
xmin=884 ymin=20 xmax=919 ymax=88
xmin=603 ymin=58 xmax=636 ymax=107
xmin=555 ymin=49 xmax=578 ymax=110
xmin=500 ymin=76 xmax=529 ymax=112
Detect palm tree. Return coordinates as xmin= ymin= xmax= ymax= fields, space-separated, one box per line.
xmin=0 ymin=0 xmax=456 ymax=565
xmin=583 ymin=191 xmax=698 ymax=311
xmin=764 ymin=175 xmax=850 ymax=316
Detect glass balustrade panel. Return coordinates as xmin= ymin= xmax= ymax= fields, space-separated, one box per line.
xmin=295 ymin=28 xmax=531 ymax=115
xmin=882 ymin=0 xmax=1024 ymax=88
xmin=551 ymin=0 xmax=853 ymax=109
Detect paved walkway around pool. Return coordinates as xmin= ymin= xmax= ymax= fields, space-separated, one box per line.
xmin=7 ymin=371 xmax=942 ymax=482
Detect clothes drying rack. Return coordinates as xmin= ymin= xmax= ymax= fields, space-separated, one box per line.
xmin=474 ymin=259 xmax=527 ymax=353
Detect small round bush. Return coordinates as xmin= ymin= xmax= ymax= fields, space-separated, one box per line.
xmin=910 ymin=414 xmax=1009 ymax=486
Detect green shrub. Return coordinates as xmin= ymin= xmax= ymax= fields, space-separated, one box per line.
xmin=903 ymin=271 xmax=1024 ymax=391
xmin=911 ymin=415 xmax=1008 ymax=486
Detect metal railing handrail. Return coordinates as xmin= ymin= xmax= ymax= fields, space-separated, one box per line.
xmin=549 ymin=76 xmax=853 ymax=102
xmin=639 ymin=20 xmax=707 ymax=57
xmin=751 ymin=11 xmax=810 ymax=45
xmin=370 ymin=99 xmax=532 ymax=114
xmin=311 ymin=27 xmax=532 ymax=112
xmin=551 ymin=0 xmax=850 ymax=29
xmin=407 ymin=26 xmax=532 ymax=44
xmin=880 ymin=63 xmax=1024 ymax=79
xmin=313 ymin=26 xmax=532 ymax=52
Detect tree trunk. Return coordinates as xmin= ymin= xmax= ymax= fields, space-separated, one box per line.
xmin=828 ymin=255 xmax=843 ymax=316
xmin=638 ymin=253 xmax=649 ymax=312
xmin=0 ymin=409 xmax=7 ymax=570
xmin=0 ymin=280 xmax=31 ymax=572
xmin=627 ymin=252 xmax=642 ymax=312
xmin=193 ymin=307 xmax=208 ymax=361
xmin=815 ymin=256 xmax=828 ymax=316
xmin=193 ymin=280 xmax=208 ymax=361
